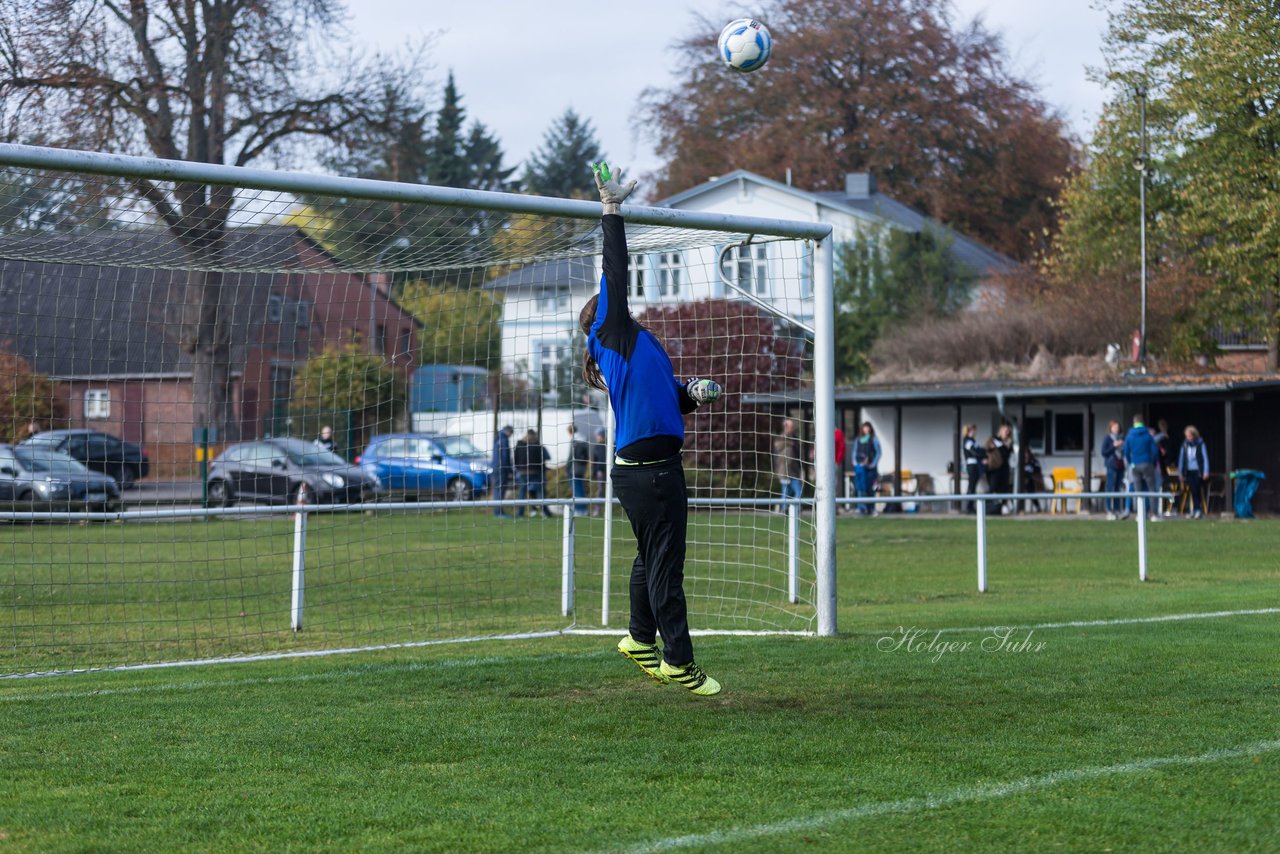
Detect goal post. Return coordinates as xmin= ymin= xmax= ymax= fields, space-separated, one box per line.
xmin=0 ymin=142 xmax=836 ymax=676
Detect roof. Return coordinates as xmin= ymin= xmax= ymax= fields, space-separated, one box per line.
xmin=483 ymin=257 xmax=596 ymax=292
xmin=0 ymin=225 xmax=387 ymax=377
xmin=658 ymin=169 xmax=1018 ymax=278
xmin=745 ymin=374 xmax=1280 ymax=407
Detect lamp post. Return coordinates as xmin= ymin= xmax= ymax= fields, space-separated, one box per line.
xmin=1135 ymin=84 xmax=1149 ymax=371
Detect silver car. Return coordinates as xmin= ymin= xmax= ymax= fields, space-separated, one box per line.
xmin=0 ymin=444 xmax=121 ymax=511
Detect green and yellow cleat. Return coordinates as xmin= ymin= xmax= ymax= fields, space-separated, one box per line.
xmin=660 ymin=660 xmax=722 ymax=697
xmin=617 ymin=635 xmax=669 ymax=684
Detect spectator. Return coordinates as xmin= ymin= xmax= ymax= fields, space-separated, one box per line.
xmin=962 ymin=423 xmax=986 ymax=514
xmin=985 ymin=424 xmax=1012 ymax=514
xmin=590 ymin=428 xmax=608 ymax=517
xmin=852 ymin=422 xmax=881 ymax=516
xmin=23 ymin=421 xmax=43 ymax=439
xmin=491 ymin=425 xmax=516 ymax=518
xmin=1178 ymin=425 xmax=1209 ymax=519
xmin=774 ymin=418 xmax=804 ymax=509
xmin=314 ymin=425 xmax=336 ymax=454
xmin=1101 ymin=420 xmax=1126 ymax=520
xmin=1020 ymin=445 xmax=1044 ymax=513
xmin=514 ymin=428 xmax=552 ymax=518
xmin=566 ymin=424 xmax=590 ymax=516
xmin=1153 ymin=418 xmax=1173 ymax=515
xmin=1123 ymin=414 xmax=1160 ymax=521
xmin=834 ymin=425 xmax=847 ymax=500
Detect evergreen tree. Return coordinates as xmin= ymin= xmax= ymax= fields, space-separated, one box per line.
xmin=523 ymin=109 xmax=604 ymax=198
xmin=426 ymin=72 xmax=470 ymax=188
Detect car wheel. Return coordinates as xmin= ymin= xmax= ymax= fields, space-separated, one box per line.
xmin=208 ymin=479 xmax=235 ymax=507
xmin=447 ymin=478 xmax=473 ymax=503
xmin=117 ymin=465 xmax=138 ymax=490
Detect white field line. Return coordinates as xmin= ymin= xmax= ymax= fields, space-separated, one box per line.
xmin=612 ymin=738 xmax=1280 ymax=854
xmin=921 ymin=607 xmax=1280 ymax=636
xmin=564 ymin=628 xmax=813 ymax=638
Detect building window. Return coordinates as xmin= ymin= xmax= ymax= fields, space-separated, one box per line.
xmin=629 ymin=254 xmax=647 ymax=299
xmin=537 ymin=339 xmax=570 ymax=399
xmin=1023 ymin=416 xmax=1046 ymax=453
xmin=398 ymin=327 xmax=414 ymax=358
xmin=1053 ymin=412 xmax=1085 ymax=453
xmin=267 ymin=294 xmax=284 ymax=323
xmin=658 ymin=251 xmax=682 ymax=298
xmin=540 ymin=287 xmax=570 ymax=313
xmin=84 ymin=389 xmax=110 ymax=419
xmin=721 ymin=243 xmax=769 ymax=296
xmin=294 ymin=299 xmax=312 ymax=327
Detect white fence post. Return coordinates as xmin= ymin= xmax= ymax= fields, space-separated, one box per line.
xmin=787 ymin=500 xmax=800 ymax=604
xmin=562 ymin=509 xmax=575 ymax=618
xmin=290 ymin=485 xmax=308 ymax=632
xmin=1137 ymin=495 xmax=1148 ymax=582
xmin=976 ymin=498 xmax=988 ymax=593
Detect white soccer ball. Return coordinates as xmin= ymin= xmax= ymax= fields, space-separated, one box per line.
xmin=717 ymin=18 xmax=772 ymax=73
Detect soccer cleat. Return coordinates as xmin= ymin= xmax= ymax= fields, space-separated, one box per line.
xmin=660 ymin=660 xmax=722 ymax=697
xmin=617 ymin=635 xmax=669 ymax=684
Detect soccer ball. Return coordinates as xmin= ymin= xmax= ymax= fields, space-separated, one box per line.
xmin=717 ymin=18 xmax=772 ymax=73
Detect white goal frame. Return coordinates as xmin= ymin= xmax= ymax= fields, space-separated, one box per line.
xmin=0 ymin=141 xmax=839 ymax=638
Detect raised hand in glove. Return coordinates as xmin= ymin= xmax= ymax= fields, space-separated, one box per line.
xmin=591 ymin=161 xmax=638 ymax=215
xmin=685 ymin=378 xmax=722 ymax=406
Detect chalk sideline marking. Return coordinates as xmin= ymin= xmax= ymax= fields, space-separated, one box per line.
xmin=923 ymin=607 xmax=1280 ymax=636
xmin=613 ymin=738 xmax=1280 ymax=853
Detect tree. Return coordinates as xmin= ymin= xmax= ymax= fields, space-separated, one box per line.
xmin=637 ymin=299 xmax=805 ymax=489
xmin=523 ymin=109 xmax=603 ymax=198
xmin=640 ymin=0 xmax=1076 ymax=260
xmin=397 ymin=281 xmax=502 ymax=370
xmin=834 ymin=224 xmax=976 ymax=381
xmin=0 ymin=1 xmax=403 ymax=435
xmin=289 ymin=343 xmax=405 ymax=455
xmin=0 ymin=352 xmax=64 ymax=443
xmin=1048 ymin=0 xmax=1279 ymax=366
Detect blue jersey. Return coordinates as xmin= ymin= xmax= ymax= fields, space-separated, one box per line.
xmin=588 ymin=215 xmax=696 ymax=458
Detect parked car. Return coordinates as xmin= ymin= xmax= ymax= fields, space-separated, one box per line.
xmin=206 ymin=438 xmax=379 ymax=507
xmin=0 ymin=444 xmax=121 ymax=511
xmin=358 ymin=433 xmax=491 ymax=502
xmin=20 ymin=429 xmax=150 ymax=488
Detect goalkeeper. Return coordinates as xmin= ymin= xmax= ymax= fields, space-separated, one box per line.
xmin=580 ymin=162 xmax=723 ymax=697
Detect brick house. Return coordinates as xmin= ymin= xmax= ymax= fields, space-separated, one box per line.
xmin=0 ymin=226 xmax=421 ymax=455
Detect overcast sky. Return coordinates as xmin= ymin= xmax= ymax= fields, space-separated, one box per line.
xmin=344 ymin=2 xmax=1111 ymax=184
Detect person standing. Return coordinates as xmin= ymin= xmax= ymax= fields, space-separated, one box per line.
xmin=986 ymin=424 xmax=1012 ymax=514
xmin=581 ymin=161 xmax=723 ymax=696
xmin=852 ymin=422 xmax=881 ymax=516
xmin=314 ymin=425 xmax=336 ymax=454
xmin=1101 ymin=420 xmax=1126 ymax=520
xmin=1178 ymin=425 xmax=1209 ymax=519
xmin=566 ymin=424 xmax=590 ymax=516
xmin=514 ymin=429 xmax=551 ymax=518
xmin=491 ymin=425 xmax=515 ymax=518
xmin=774 ymin=418 xmax=804 ymax=510
xmin=590 ymin=428 xmax=608 ymax=517
xmin=1020 ymin=445 xmax=1045 ymax=513
xmin=1123 ymin=414 xmax=1160 ymax=522
xmin=962 ymin=423 xmax=986 ymax=514
xmin=834 ymin=425 xmax=847 ymax=501
xmin=1154 ymin=418 xmax=1173 ymax=515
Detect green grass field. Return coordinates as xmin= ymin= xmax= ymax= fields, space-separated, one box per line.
xmin=2 ymin=516 xmax=1278 ymax=851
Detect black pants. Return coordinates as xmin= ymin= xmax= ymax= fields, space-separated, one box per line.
xmin=611 ymin=456 xmax=693 ymax=665
xmin=965 ymin=464 xmax=982 ymax=513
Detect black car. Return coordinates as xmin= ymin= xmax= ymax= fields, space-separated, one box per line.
xmin=207 ymin=438 xmax=379 ymax=506
xmin=21 ymin=430 xmax=150 ymax=488
xmin=0 ymin=444 xmax=121 ymax=511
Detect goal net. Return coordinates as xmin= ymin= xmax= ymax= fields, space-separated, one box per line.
xmin=0 ymin=146 xmax=830 ymax=676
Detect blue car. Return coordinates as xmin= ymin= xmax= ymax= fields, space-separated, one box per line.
xmin=358 ymin=433 xmax=491 ymax=502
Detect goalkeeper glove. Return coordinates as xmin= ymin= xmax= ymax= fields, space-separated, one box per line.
xmin=685 ymin=378 xmax=722 ymax=405
xmin=591 ymin=161 xmax=638 ymax=215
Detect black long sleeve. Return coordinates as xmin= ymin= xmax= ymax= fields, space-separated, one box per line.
xmin=596 ymin=214 xmax=638 ymax=357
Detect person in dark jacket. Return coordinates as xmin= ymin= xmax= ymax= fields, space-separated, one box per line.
xmin=1100 ymin=420 xmax=1126 ymax=519
xmin=774 ymin=418 xmax=805 ymax=510
xmin=491 ymin=425 xmax=515 ymax=518
xmin=852 ymin=422 xmax=881 ymax=516
xmin=314 ymin=425 xmax=336 ymax=454
xmin=1020 ymin=445 xmax=1044 ymax=513
xmin=1154 ymin=418 xmax=1173 ymax=515
xmin=514 ymin=429 xmax=551 ymax=518
xmin=589 ymin=428 xmax=608 ymax=517
xmin=566 ymin=424 xmax=590 ymax=516
xmin=986 ymin=424 xmax=1013 ymax=514
xmin=962 ymin=423 xmax=986 ymax=514
xmin=1178 ymin=425 xmax=1210 ymax=519
xmin=1123 ymin=415 xmax=1160 ymax=521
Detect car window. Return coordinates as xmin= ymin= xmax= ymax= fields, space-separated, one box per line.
xmin=406 ymin=439 xmax=437 ymax=460
xmin=15 ymin=449 xmax=91 ymax=475
xmin=86 ymin=437 xmax=114 ymax=456
xmin=435 ymin=436 xmax=481 ymax=457
xmin=377 ymin=439 xmax=407 ymax=458
xmin=242 ymin=444 xmax=276 ymax=466
xmin=280 ymin=439 xmax=344 ymax=467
